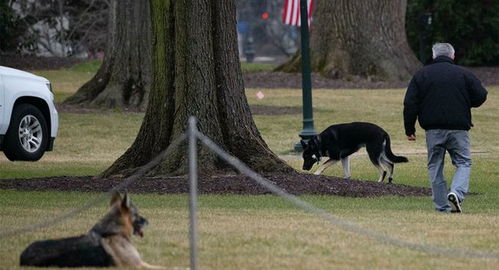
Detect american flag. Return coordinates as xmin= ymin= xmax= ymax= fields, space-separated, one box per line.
xmin=282 ymin=0 xmax=314 ymax=26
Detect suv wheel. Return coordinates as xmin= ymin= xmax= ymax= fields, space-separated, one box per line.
xmin=3 ymin=104 xmax=48 ymax=161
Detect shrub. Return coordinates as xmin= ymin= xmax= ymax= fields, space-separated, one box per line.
xmin=406 ymin=0 xmax=499 ymax=66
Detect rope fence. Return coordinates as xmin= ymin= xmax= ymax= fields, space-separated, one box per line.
xmin=192 ymin=118 xmax=499 ymax=260
xmin=1 ymin=116 xmax=498 ymax=270
xmin=0 ymin=134 xmax=186 ymax=239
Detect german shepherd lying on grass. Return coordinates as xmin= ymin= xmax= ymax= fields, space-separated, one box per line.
xmin=301 ymin=122 xmax=408 ymax=183
xmin=20 ymin=192 xmax=164 ymax=269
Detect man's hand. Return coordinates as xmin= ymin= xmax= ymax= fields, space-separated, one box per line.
xmin=407 ymin=134 xmax=416 ymax=141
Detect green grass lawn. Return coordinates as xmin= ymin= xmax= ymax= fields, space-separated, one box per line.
xmin=0 ymin=65 xmax=498 ymax=269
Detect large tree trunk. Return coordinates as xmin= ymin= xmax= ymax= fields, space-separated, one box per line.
xmin=277 ymin=0 xmax=420 ymax=81
xmin=63 ymin=0 xmax=152 ymax=110
xmin=101 ymin=0 xmax=291 ymax=177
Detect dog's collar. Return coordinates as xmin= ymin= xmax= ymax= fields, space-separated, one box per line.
xmin=89 ymin=226 xmax=121 ymax=238
xmin=315 ymin=135 xmax=321 ymax=144
xmin=90 ymin=228 xmax=112 ymax=238
xmin=315 ymin=136 xmax=328 ymax=157
xmin=88 ymin=229 xmax=111 ymax=241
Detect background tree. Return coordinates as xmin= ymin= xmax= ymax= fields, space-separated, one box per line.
xmin=64 ymin=0 xmax=151 ymax=110
xmin=101 ymin=0 xmax=291 ymax=177
xmin=1 ymin=0 xmax=108 ymax=56
xmin=0 ymin=1 xmax=26 ymax=53
xmin=277 ymin=0 xmax=421 ymax=81
xmin=406 ymin=0 xmax=499 ymax=66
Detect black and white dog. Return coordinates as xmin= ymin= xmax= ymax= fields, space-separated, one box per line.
xmin=301 ymin=122 xmax=408 ymax=183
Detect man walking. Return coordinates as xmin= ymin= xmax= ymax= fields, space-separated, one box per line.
xmin=403 ymin=43 xmax=487 ymax=213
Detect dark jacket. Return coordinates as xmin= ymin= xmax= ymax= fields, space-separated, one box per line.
xmin=403 ymin=56 xmax=487 ymax=136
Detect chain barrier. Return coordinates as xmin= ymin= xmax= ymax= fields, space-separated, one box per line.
xmin=0 ymin=134 xmax=186 ymax=239
xmin=195 ymin=129 xmax=499 ymax=260
xmin=2 ymin=122 xmax=498 ymax=261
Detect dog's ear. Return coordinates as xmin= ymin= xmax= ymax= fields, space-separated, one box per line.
xmin=309 ymin=137 xmax=318 ymax=148
xmin=300 ymin=140 xmax=307 ymax=149
xmin=121 ymin=192 xmax=131 ymax=210
xmin=110 ymin=192 xmax=122 ymax=207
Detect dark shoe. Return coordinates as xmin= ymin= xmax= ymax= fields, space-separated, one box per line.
xmin=448 ymin=192 xmax=462 ymax=213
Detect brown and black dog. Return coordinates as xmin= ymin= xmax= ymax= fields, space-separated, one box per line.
xmin=20 ymin=192 xmax=164 ymax=269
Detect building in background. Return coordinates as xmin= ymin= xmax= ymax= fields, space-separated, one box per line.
xmin=236 ymin=0 xmax=299 ymax=64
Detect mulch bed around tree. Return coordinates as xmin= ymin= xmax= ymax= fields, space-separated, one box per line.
xmin=0 ymin=173 xmax=431 ymax=197
xmin=244 ymin=72 xmax=408 ymax=89
xmin=244 ymin=67 xmax=499 ymax=89
xmin=0 ymin=55 xmax=82 ymax=70
xmin=56 ymin=103 xmax=302 ymax=116
xmin=2 ymin=55 xmax=498 ymax=89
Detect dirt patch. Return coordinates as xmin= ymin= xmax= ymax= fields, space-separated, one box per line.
xmin=243 ymin=67 xmax=499 ymax=89
xmin=2 ymin=55 xmax=497 ymax=89
xmin=56 ymin=103 xmax=141 ymax=114
xmin=244 ymin=72 xmax=409 ymax=89
xmin=0 ymin=55 xmax=82 ymax=70
xmin=0 ymin=173 xmax=431 ymax=197
xmin=56 ymin=103 xmax=301 ymax=116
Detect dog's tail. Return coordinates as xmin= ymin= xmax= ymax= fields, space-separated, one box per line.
xmin=384 ymin=134 xmax=408 ymax=163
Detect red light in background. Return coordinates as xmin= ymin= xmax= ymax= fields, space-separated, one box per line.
xmin=261 ymin=12 xmax=269 ymax=19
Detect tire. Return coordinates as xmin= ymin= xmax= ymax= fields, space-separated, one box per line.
xmin=3 ymin=104 xmax=49 ymax=161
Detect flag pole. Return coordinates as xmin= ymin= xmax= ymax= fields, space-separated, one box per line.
xmin=295 ymin=0 xmax=317 ymax=152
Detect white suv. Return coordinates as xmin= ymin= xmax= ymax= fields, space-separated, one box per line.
xmin=0 ymin=66 xmax=58 ymax=161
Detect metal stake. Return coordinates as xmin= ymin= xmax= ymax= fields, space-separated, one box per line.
xmin=188 ymin=116 xmax=198 ymax=270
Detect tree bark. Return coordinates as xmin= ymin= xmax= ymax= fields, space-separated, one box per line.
xmin=277 ymin=0 xmax=421 ymax=81
xmin=101 ymin=0 xmax=291 ymax=177
xmin=63 ymin=0 xmax=152 ymax=110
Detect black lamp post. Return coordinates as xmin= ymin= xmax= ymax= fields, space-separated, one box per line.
xmin=294 ymin=0 xmax=317 ymax=152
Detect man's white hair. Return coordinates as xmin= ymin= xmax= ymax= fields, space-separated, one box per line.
xmin=432 ymin=43 xmax=455 ymax=58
